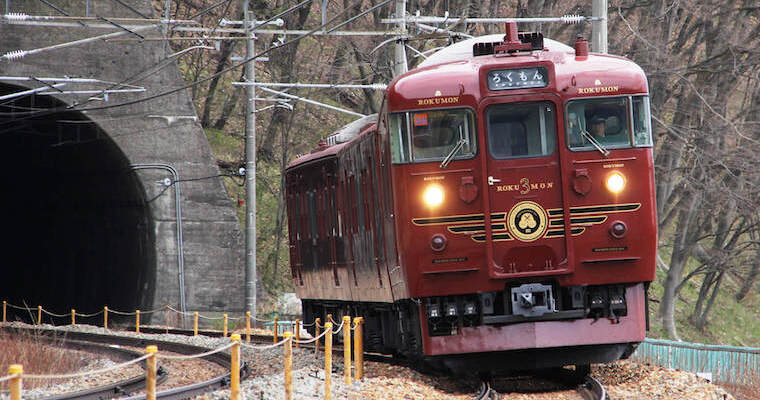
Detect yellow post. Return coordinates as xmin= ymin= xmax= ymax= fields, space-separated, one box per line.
xmin=8 ymin=364 xmax=22 ymax=400
xmin=194 ymin=311 xmax=199 ymax=336
xmin=273 ymin=316 xmax=279 ymax=343
xmin=2 ymin=300 xmax=6 ymax=323
xmin=136 ymin=310 xmax=141 ymax=333
xmin=294 ymin=318 xmax=300 ymax=348
xmin=283 ymin=332 xmax=293 ymax=400
xmin=71 ymin=309 xmax=76 ymax=326
xmin=145 ymin=345 xmax=158 ymax=400
xmin=353 ymin=317 xmax=364 ymax=380
xmin=327 ymin=313 xmax=333 ymax=325
xmin=37 ymin=305 xmax=41 ymax=325
xmin=343 ymin=316 xmax=351 ymax=385
xmin=315 ymin=318 xmax=321 ymax=354
xmin=223 ymin=314 xmax=228 ymax=337
xmin=246 ymin=311 xmax=251 ymax=342
xmin=230 ymin=334 xmax=241 ymax=400
xmin=324 ymin=322 xmax=333 ymax=400
xmin=104 ymin=306 xmax=108 ymax=330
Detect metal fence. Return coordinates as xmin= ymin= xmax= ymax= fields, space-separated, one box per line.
xmin=632 ymin=338 xmax=760 ymax=384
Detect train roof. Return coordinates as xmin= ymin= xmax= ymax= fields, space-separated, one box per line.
xmin=388 ymin=32 xmax=648 ymax=109
xmin=417 ymin=34 xmax=573 ymax=68
xmin=286 ymin=114 xmax=377 ymax=170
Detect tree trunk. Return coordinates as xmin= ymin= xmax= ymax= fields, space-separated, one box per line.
xmin=736 ymin=224 xmax=760 ymax=302
xmin=659 ymin=193 xmax=701 ymax=340
xmin=695 ymin=271 xmax=724 ymax=331
xmin=200 ymin=38 xmax=239 ymax=127
xmin=213 ymin=71 xmax=244 ymax=131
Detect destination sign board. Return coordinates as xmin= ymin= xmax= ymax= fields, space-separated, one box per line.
xmin=487 ymin=67 xmax=548 ymax=90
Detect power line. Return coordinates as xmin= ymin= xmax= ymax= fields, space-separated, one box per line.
xmin=0 ymin=0 xmax=392 ymax=119
xmin=71 ymin=0 xmax=394 ymax=113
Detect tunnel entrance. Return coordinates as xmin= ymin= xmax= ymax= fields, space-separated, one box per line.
xmin=0 ymin=84 xmax=156 ymax=324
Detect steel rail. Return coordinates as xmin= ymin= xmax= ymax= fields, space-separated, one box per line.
xmin=38 ymin=339 xmax=168 ymax=400
xmin=578 ymin=375 xmax=606 ymax=400
xmin=0 ymin=326 xmax=248 ymax=400
xmin=473 ymin=380 xmax=493 ymax=400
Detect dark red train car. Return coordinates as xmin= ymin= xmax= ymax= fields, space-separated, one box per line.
xmin=285 ymin=24 xmax=656 ymax=373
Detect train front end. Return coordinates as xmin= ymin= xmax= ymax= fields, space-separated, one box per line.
xmin=385 ymin=27 xmax=656 ymax=371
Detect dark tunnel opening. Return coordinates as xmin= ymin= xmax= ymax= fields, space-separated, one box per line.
xmin=0 ymin=84 xmax=156 ymax=324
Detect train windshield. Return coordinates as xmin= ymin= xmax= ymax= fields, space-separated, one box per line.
xmin=486 ymin=102 xmax=556 ymax=159
xmin=389 ymin=108 xmax=476 ymax=164
xmin=566 ymin=95 xmax=652 ymax=151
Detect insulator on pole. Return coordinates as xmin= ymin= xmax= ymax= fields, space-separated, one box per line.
xmin=4 ymin=13 xmax=29 ymax=21
xmin=2 ymin=50 xmax=27 ymax=61
xmin=561 ymin=14 xmax=585 ymax=24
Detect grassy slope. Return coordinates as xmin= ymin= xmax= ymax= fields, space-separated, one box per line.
xmin=647 ymin=250 xmax=760 ymax=347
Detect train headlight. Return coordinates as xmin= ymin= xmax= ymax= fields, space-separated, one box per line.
xmin=605 ymin=171 xmax=626 ymax=194
xmin=423 ymin=184 xmax=444 ymax=207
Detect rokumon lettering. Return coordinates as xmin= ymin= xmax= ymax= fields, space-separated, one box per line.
xmin=417 ymin=96 xmax=460 ymax=106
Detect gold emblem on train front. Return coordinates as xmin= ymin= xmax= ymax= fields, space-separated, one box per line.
xmin=507 ymin=201 xmax=548 ymax=242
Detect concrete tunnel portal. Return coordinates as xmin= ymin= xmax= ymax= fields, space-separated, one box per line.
xmin=0 ymin=84 xmax=156 ymax=323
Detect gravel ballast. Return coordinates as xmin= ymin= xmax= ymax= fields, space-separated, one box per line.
xmin=0 ymin=322 xmax=738 ymax=400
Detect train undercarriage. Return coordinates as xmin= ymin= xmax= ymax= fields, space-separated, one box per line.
xmin=301 ymin=282 xmax=644 ymax=374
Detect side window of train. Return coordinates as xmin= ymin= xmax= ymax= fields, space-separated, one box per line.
xmin=566 ymin=96 xmax=640 ymax=150
xmin=389 ymin=113 xmax=410 ymax=163
xmin=632 ymin=96 xmax=653 ymax=147
xmin=389 ymin=109 xmax=476 ymax=163
xmin=307 ymin=190 xmax=318 ymax=245
xmin=487 ymin=102 xmax=556 ymax=159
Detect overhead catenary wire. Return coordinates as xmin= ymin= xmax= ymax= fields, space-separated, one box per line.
xmin=0 ymin=0 xmax=242 ymax=121
xmin=1 ymin=24 xmax=159 ymax=61
xmin=256 ymin=86 xmax=367 ymax=117
xmin=0 ymin=0 xmax=392 ymax=124
xmin=380 ymin=15 xmax=597 ymax=24
xmin=69 ymin=0 xmax=393 ymax=114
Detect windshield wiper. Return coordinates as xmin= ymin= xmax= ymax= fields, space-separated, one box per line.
xmin=440 ymin=139 xmax=466 ymax=169
xmin=579 ymin=128 xmax=610 ymax=157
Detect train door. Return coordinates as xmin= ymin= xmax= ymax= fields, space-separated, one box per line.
xmin=480 ymin=94 xmax=570 ymax=279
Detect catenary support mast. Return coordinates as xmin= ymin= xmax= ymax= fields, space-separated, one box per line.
xmin=243 ymin=0 xmax=257 ymax=323
xmin=393 ymin=0 xmax=408 ymax=76
xmin=592 ymin=0 xmax=608 ymax=53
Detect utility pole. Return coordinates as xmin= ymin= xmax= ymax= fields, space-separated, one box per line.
xmin=393 ymin=0 xmax=408 ymax=76
xmin=592 ymin=0 xmax=608 ymax=53
xmin=243 ymin=0 xmax=257 ymax=324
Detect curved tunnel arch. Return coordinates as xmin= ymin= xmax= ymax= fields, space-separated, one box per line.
xmin=0 ymin=83 xmax=156 ymax=322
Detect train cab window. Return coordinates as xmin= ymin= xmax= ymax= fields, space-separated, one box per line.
xmin=389 ymin=109 xmax=476 ymax=163
xmin=487 ymin=102 xmax=556 ymax=159
xmin=632 ymin=96 xmax=653 ymax=147
xmin=567 ymin=97 xmax=634 ymax=151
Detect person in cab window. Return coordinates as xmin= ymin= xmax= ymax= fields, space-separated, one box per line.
xmin=590 ymin=116 xmax=606 ymax=140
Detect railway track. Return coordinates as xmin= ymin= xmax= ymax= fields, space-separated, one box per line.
xmin=1 ymin=326 xmax=247 ymax=400
xmin=478 ymin=371 xmax=606 ymax=400
xmin=3 ymin=325 xmax=606 ymax=400
xmin=578 ymin=375 xmax=606 ymax=400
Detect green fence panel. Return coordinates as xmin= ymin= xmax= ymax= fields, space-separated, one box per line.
xmin=632 ymin=338 xmax=760 ymax=384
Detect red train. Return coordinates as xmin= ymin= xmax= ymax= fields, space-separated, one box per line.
xmin=285 ymin=23 xmax=656 ymax=373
